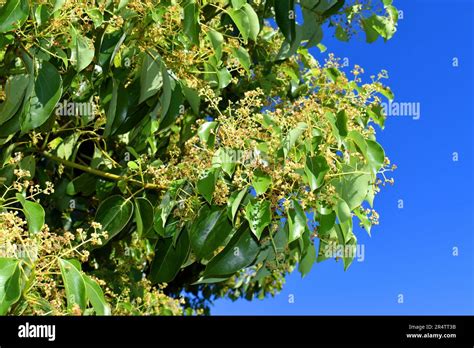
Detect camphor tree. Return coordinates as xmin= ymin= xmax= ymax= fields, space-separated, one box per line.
xmin=0 ymin=0 xmax=398 ymax=315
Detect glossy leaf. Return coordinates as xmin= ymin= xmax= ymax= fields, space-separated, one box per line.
xmin=189 ymin=206 xmax=232 ymax=260
xmin=84 ymin=275 xmax=111 ymax=315
xmin=245 ymin=199 xmax=271 ymax=240
xmin=203 ymin=223 xmax=259 ymax=277
xmin=304 ymin=155 xmax=329 ymax=191
xmin=59 ymin=258 xmax=87 ymax=311
xmin=252 ymin=169 xmax=271 ymax=196
xmin=0 ymin=258 xmax=22 ymax=315
xmin=16 ymin=193 xmax=45 ymax=235
xmin=149 ymin=229 xmax=190 ymax=284
xmin=134 ymin=197 xmax=154 ymax=237
xmin=94 ymin=195 xmax=134 ymax=245
xmin=0 ymin=0 xmax=29 ymax=33
xmin=275 ymin=0 xmax=295 ymax=43
xmin=288 ymin=200 xmax=307 ymax=243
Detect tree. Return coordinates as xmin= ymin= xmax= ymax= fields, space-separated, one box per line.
xmin=0 ymin=0 xmax=398 ymax=315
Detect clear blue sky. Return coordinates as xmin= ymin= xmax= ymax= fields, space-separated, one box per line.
xmin=212 ymin=0 xmax=474 ymax=315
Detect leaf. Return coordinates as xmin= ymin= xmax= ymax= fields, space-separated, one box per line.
xmin=336 ymin=199 xmax=351 ymax=224
xmin=287 ymin=200 xmax=307 ymax=243
xmin=203 ymin=223 xmax=259 ymax=277
xmin=149 ymin=230 xmax=190 ymax=284
xmin=0 ymin=258 xmax=22 ymax=315
xmin=134 ymin=198 xmax=154 ymax=238
xmin=304 ymin=155 xmax=329 ymax=191
xmin=228 ymin=7 xmax=250 ymax=42
xmin=183 ymin=0 xmax=200 ymax=45
xmin=245 ymin=199 xmax=271 ymax=240
xmin=275 ymin=0 xmax=296 ymax=43
xmin=59 ymin=258 xmax=87 ymax=311
xmin=189 ymin=206 xmax=232 ymax=260
xmin=217 ymin=67 xmax=232 ymax=89
xmin=182 ymin=84 xmax=200 ymax=115
xmin=298 ymin=242 xmax=316 ymax=277
xmin=70 ymin=26 xmax=95 ymax=72
xmin=231 ymin=46 xmax=251 ymax=74
xmin=94 ymin=195 xmax=134 ymax=245
xmin=365 ymin=139 xmax=385 ymax=173
xmin=227 ymin=187 xmax=247 ymax=223
xmin=242 ymin=4 xmax=259 ymax=41
xmin=282 ymin=122 xmax=307 ymax=158
xmin=335 ymin=24 xmax=348 ymax=42
xmin=197 ymin=168 xmax=219 ymax=204
xmin=21 ymin=60 xmax=63 ymax=132
xmin=139 ymin=51 xmax=163 ymax=103
xmin=331 ymin=165 xmax=371 ymax=210
xmin=0 ymin=74 xmax=29 ymax=126
xmin=252 ymin=169 xmax=271 ymax=196
xmin=335 ymin=110 xmax=348 ymax=137
xmin=197 ymin=121 xmax=218 ymax=148
xmin=16 ymin=193 xmax=45 ymax=235
xmin=207 ymin=29 xmax=223 ymax=60
xmin=83 ymin=275 xmax=111 ymax=315
xmin=0 ymin=0 xmax=29 ymax=33
xmin=57 ymin=133 xmax=79 ymax=160
xmin=231 ymin=0 xmax=246 ymax=10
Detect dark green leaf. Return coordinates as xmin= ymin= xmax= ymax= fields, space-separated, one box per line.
xmin=0 ymin=0 xmax=29 ymax=33
xmin=16 ymin=193 xmax=45 ymax=235
xmin=94 ymin=195 xmax=134 ymax=245
xmin=59 ymin=258 xmax=87 ymax=311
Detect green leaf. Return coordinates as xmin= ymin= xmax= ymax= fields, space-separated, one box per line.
xmin=317 ymin=211 xmax=336 ymax=236
xmin=227 ymin=187 xmax=247 ymax=223
xmin=59 ymin=258 xmax=87 ymax=311
xmin=298 ymin=241 xmax=316 ymax=277
xmin=365 ymin=139 xmax=385 ymax=173
xmin=207 ymin=29 xmax=223 ymax=61
xmin=197 ymin=121 xmax=218 ymax=148
xmin=70 ymin=26 xmax=95 ymax=72
xmin=0 ymin=74 xmax=29 ymax=126
xmin=189 ymin=206 xmax=232 ymax=260
xmin=203 ymin=223 xmax=259 ymax=277
xmin=83 ymin=275 xmax=111 ymax=315
xmin=197 ymin=168 xmax=219 ymax=204
xmin=94 ymin=195 xmax=134 ymax=245
xmin=217 ymin=67 xmax=232 ymax=89
xmin=336 ymin=199 xmax=351 ymax=224
xmin=252 ymin=169 xmax=271 ymax=196
xmin=21 ymin=60 xmax=63 ymax=132
xmin=134 ymin=198 xmax=154 ymax=238
xmin=335 ymin=110 xmax=348 ymax=137
xmin=15 ymin=193 xmax=45 ymax=235
xmin=242 ymin=4 xmax=259 ymax=41
xmin=183 ymin=0 xmax=200 ymax=45
xmin=57 ymin=133 xmax=79 ymax=160
xmin=275 ymin=0 xmax=295 ymax=43
xmin=332 ymin=165 xmax=371 ymax=210
xmin=231 ymin=46 xmax=251 ymax=74
xmin=0 ymin=0 xmax=29 ymax=33
xmin=335 ymin=24 xmax=349 ymax=42
xmin=0 ymin=258 xmax=22 ymax=315
xmin=304 ymin=155 xmax=329 ymax=191
xmin=245 ymin=199 xmax=271 ymax=240
xmin=282 ymin=122 xmax=307 ymax=158
xmin=139 ymin=51 xmax=163 ymax=103
xmin=182 ymin=84 xmax=200 ymax=115
xmin=149 ymin=230 xmax=190 ymax=283
xmin=231 ymin=0 xmax=246 ymax=10
xmin=228 ymin=7 xmax=250 ymax=42
xmin=288 ymin=200 xmax=307 ymax=243
xmin=85 ymin=8 xmax=103 ymax=28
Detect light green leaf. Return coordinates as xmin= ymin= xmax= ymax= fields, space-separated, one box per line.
xmin=227 ymin=187 xmax=247 ymax=223
xmin=197 ymin=121 xmax=218 ymax=148
xmin=298 ymin=242 xmax=316 ymax=277
xmin=366 ymin=139 xmax=385 ymax=173
xmin=70 ymin=26 xmax=95 ymax=72
xmin=139 ymin=51 xmax=163 ymax=103
xmin=252 ymin=169 xmax=271 ymax=196
xmin=0 ymin=75 xmax=29 ymax=126
xmin=304 ymin=155 xmax=329 ymax=191
xmin=245 ymin=199 xmax=271 ymax=240
xmin=83 ymin=275 xmax=111 ymax=315
xmin=288 ymin=200 xmax=306 ymax=243
xmin=231 ymin=46 xmax=251 ymax=73
xmin=59 ymin=258 xmax=87 ymax=311
xmin=197 ymin=168 xmax=219 ymax=204
xmin=242 ymin=4 xmax=259 ymax=41
xmin=0 ymin=258 xmax=22 ymax=315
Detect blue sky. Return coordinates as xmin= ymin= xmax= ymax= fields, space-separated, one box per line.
xmin=212 ymin=0 xmax=474 ymax=315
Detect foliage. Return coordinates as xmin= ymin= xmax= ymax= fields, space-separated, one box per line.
xmin=0 ymin=0 xmax=397 ymax=315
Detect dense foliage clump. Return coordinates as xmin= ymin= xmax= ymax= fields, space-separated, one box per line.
xmin=0 ymin=0 xmax=398 ymax=315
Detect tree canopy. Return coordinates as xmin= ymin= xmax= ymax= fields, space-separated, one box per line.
xmin=0 ymin=0 xmax=398 ymax=315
